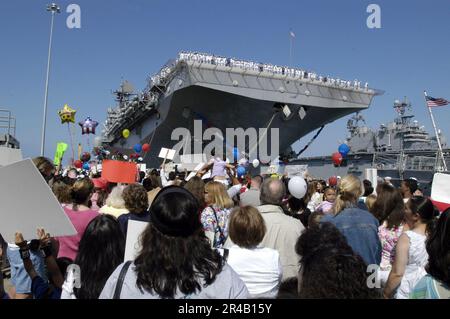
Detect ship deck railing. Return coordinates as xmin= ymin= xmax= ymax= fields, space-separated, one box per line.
xmin=0 ymin=109 xmax=18 ymax=148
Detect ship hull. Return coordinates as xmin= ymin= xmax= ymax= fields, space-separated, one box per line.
xmin=110 ymin=85 xmax=368 ymax=167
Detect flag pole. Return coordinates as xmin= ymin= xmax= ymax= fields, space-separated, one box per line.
xmin=289 ymin=35 xmax=293 ymax=66
xmin=424 ymin=91 xmax=447 ymax=171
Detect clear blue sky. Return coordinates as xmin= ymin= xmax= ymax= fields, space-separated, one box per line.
xmin=1 ymin=0 xmax=449 ymax=162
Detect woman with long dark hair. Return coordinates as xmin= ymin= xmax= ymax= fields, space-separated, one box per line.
xmin=61 ymin=214 xmax=125 ymax=299
xmin=410 ymin=208 xmax=450 ymax=298
xmin=384 ymin=196 xmax=437 ymax=299
xmin=100 ymin=186 xmax=249 ymax=299
xmin=295 ymin=222 xmax=380 ymax=299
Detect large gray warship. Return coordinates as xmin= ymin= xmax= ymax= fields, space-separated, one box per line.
xmin=102 ymin=51 xmax=381 ymax=166
xmin=293 ymin=98 xmax=450 ymax=194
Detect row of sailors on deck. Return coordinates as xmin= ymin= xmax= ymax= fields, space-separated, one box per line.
xmin=176 ymin=52 xmax=368 ymax=90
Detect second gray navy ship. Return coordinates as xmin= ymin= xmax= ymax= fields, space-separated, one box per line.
xmin=293 ymin=97 xmax=450 ymax=195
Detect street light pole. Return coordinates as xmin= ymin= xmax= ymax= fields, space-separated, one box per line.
xmin=40 ymin=3 xmax=60 ymax=156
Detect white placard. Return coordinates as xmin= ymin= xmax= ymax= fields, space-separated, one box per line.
xmin=0 ymin=159 xmax=77 ymax=243
xmin=124 ymin=220 xmax=148 ymax=261
xmin=431 ymin=173 xmax=450 ymax=204
xmin=137 ymin=163 xmax=147 ymax=172
xmin=284 ymin=165 xmax=308 ymax=178
xmin=0 ymin=147 xmax=23 ymax=167
xmin=158 ymin=148 xmax=176 ymax=160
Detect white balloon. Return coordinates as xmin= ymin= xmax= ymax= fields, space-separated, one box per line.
xmin=288 ymin=176 xmax=307 ymax=199
xmin=252 ymin=159 xmax=260 ymax=168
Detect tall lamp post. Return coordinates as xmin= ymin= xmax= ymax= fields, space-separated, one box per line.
xmin=40 ymin=3 xmax=60 ymax=156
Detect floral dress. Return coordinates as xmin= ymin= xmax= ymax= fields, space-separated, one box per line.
xmin=377 ymin=222 xmax=404 ymax=285
xmin=378 ymin=222 xmax=404 ymax=270
xmin=201 ymin=205 xmax=231 ymax=248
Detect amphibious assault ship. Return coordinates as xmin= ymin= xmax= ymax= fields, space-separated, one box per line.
xmin=101 ymin=51 xmax=382 ymax=166
xmin=293 ymin=98 xmax=450 ymax=194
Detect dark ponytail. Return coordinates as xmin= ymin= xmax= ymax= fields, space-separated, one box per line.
xmin=408 ymin=196 xmax=439 ymax=235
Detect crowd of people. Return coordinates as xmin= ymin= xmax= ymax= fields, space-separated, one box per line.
xmin=1 ymin=155 xmax=449 ymax=300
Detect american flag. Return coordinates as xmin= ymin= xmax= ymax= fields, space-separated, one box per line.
xmin=426 ymin=95 xmax=449 ymax=107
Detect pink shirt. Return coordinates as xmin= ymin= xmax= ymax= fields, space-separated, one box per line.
xmin=315 ymin=200 xmax=334 ymax=215
xmin=57 ymin=206 xmax=99 ymax=261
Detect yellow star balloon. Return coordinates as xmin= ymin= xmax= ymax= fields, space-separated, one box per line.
xmin=58 ymin=104 xmax=76 ymax=124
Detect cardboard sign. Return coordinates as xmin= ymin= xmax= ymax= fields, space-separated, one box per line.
xmin=101 ymin=159 xmax=138 ymax=184
xmin=431 ymin=173 xmax=450 ymax=212
xmin=0 ymin=147 xmax=23 ymax=167
xmin=0 ymin=159 xmax=76 ymax=242
xmin=124 ymin=220 xmax=148 ymax=261
xmin=158 ymin=148 xmax=176 ymax=160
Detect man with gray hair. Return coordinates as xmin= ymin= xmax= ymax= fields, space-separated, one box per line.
xmin=257 ymin=178 xmax=304 ymax=280
xmin=240 ymin=175 xmax=263 ymax=207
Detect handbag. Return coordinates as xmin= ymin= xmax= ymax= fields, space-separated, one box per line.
xmin=113 ymin=260 xmax=132 ymax=299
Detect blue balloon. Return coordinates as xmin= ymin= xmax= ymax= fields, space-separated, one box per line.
xmin=82 ymin=162 xmax=90 ymax=170
xmin=338 ymin=143 xmax=350 ymax=157
xmin=134 ymin=143 xmax=142 ymax=153
xmin=237 ymin=165 xmax=246 ymax=177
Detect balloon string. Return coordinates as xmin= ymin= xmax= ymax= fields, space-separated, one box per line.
xmin=68 ymin=123 xmax=75 ymax=163
xmin=70 ymin=123 xmax=78 ymax=160
xmin=143 ymin=126 xmax=158 ymax=161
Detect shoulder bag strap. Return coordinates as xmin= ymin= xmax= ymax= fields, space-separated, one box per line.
xmin=209 ymin=205 xmax=225 ymax=238
xmin=113 ymin=260 xmax=132 ymax=299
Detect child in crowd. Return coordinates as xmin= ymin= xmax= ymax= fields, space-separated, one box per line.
xmin=315 ymin=187 xmax=336 ymax=215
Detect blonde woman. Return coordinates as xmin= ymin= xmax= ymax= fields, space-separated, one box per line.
xmin=321 ymin=175 xmax=382 ymax=265
xmin=99 ymin=185 xmax=129 ymax=218
xmin=201 ymin=181 xmax=234 ymax=248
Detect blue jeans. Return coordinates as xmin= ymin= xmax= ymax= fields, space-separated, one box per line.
xmin=7 ymin=245 xmax=48 ymax=294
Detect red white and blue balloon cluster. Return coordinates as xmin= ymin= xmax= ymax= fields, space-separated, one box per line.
xmin=331 ymin=143 xmax=350 ymax=166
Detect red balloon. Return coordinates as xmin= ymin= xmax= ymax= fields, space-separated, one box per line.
xmin=142 ymin=143 xmax=150 ymax=152
xmin=332 ymin=152 xmax=343 ymax=166
xmin=328 ymin=176 xmax=338 ymax=186
xmin=74 ymin=160 xmax=82 ymax=169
